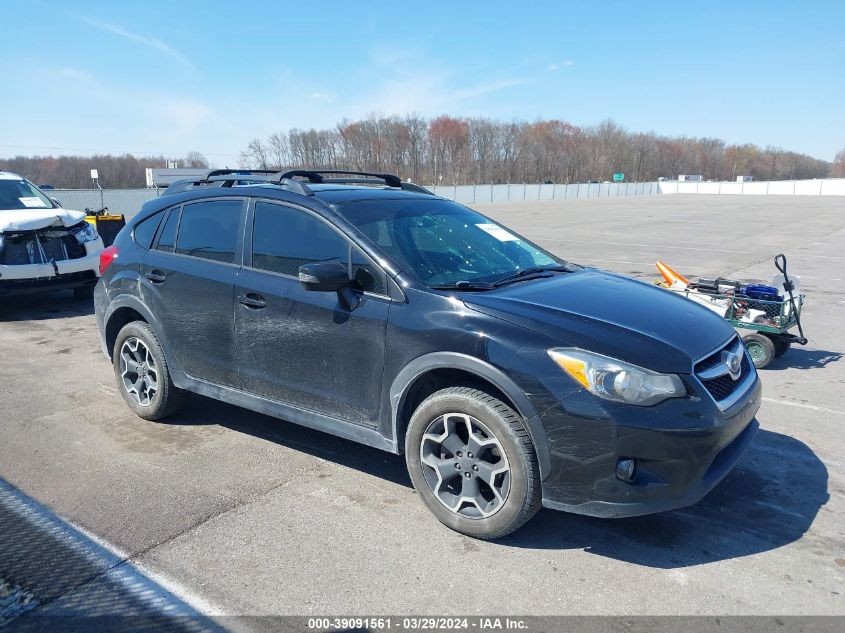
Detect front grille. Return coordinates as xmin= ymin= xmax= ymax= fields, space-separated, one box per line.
xmin=700 ymin=354 xmax=751 ymax=400
xmin=0 ymin=227 xmax=87 ymax=265
xmin=695 ymin=337 xmax=750 ymax=403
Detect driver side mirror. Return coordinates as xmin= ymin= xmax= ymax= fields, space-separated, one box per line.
xmin=50 ymin=197 xmax=63 ymax=208
xmin=299 ymin=260 xmax=349 ymax=292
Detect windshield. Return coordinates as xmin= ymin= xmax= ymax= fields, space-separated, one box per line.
xmin=0 ymin=178 xmax=54 ymax=211
xmin=334 ymin=198 xmax=561 ymax=287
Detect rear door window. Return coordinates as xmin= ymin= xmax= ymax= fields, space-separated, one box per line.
xmin=175 ymin=200 xmax=243 ymax=264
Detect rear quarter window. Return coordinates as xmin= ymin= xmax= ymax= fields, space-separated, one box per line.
xmin=133 ymin=211 xmax=164 ymax=249
xmin=154 ymin=208 xmax=181 ymax=253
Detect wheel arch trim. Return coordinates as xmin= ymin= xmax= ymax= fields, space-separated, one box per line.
xmin=389 ymin=352 xmax=551 ymax=478
xmin=101 ymin=295 xmax=183 ymax=371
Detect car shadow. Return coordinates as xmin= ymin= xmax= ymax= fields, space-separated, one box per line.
xmin=498 ymin=428 xmax=829 ymax=567
xmin=168 ymin=397 xmax=827 ymax=569
xmin=763 ymin=347 xmax=842 ymax=371
xmin=0 ymin=292 xmax=94 ymax=321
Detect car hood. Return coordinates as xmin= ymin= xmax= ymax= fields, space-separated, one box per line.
xmin=0 ymin=207 xmax=86 ymax=232
xmin=462 ymin=268 xmax=735 ymax=374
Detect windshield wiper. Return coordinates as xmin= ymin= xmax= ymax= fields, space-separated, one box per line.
xmin=492 ymin=264 xmax=576 ymax=287
xmin=430 ymin=280 xmax=494 ymax=291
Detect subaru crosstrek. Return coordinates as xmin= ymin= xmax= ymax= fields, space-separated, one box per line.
xmin=94 ymin=169 xmax=761 ymax=539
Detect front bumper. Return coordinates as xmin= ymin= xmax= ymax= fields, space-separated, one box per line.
xmin=539 ymin=374 xmax=762 ymax=518
xmin=0 ymin=251 xmax=101 ymax=295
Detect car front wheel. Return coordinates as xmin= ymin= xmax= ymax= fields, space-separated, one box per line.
xmin=405 ymin=387 xmax=541 ymax=539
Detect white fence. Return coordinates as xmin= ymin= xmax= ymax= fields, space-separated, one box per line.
xmin=48 ymin=188 xmax=161 ymax=215
xmin=45 ymin=177 xmax=845 ymax=215
xmin=430 ymin=181 xmax=659 ymax=204
xmin=658 ymin=178 xmax=845 ymax=196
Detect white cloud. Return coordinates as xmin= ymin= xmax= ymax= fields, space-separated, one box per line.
xmin=79 ymin=17 xmax=195 ymax=69
xmin=309 ymin=91 xmax=337 ymax=103
xmin=548 ymin=60 xmax=575 ymax=71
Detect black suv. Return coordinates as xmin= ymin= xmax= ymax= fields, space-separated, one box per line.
xmin=94 ymin=169 xmax=761 ymax=538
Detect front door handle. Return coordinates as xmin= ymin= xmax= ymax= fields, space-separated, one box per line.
xmin=238 ymin=293 xmax=266 ymax=309
xmin=145 ymin=270 xmax=166 ymax=284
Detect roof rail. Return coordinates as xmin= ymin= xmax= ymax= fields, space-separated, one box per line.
xmin=205 ymin=169 xmax=281 ymax=178
xmin=281 ymin=170 xmax=403 ymax=188
xmin=162 ymin=172 xmax=314 ymax=197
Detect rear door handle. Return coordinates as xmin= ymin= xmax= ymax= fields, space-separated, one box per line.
xmin=238 ymin=293 xmax=266 ymax=309
xmin=145 ymin=271 xmax=166 ymax=284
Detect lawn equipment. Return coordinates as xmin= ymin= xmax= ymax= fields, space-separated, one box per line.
xmin=84 ymin=207 xmax=126 ymax=247
xmin=656 ymin=254 xmax=807 ymax=368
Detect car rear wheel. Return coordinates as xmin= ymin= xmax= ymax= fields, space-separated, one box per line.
xmin=113 ymin=321 xmax=188 ymax=420
xmin=405 ymin=387 xmax=541 ymax=539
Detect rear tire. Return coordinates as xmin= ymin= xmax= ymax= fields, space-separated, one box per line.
xmin=743 ymin=332 xmax=775 ymax=368
xmin=405 ymin=387 xmax=541 ymax=539
xmin=113 ymin=321 xmax=188 ymax=420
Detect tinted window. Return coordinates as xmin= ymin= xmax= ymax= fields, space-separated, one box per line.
xmin=252 ymin=202 xmax=348 ymax=276
xmin=133 ymin=211 xmax=164 ymax=249
xmin=175 ymin=200 xmax=243 ymax=264
xmin=155 ymin=208 xmax=180 ymax=252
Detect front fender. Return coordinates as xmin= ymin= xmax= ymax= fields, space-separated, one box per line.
xmin=389 ymin=351 xmax=551 ymax=479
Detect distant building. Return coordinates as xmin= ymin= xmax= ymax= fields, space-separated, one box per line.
xmin=678 ymin=174 xmax=704 ymax=182
xmin=736 ymin=175 xmax=754 ymax=182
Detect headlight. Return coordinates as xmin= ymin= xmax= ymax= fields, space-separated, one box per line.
xmin=548 ymin=348 xmax=686 ymax=406
xmin=72 ymin=222 xmax=99 ymax=244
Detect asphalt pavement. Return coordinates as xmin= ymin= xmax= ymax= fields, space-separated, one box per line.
xmin=0 ymin=194 xmax=842 ymax=621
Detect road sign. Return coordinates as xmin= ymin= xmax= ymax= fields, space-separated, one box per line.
xmin=90 ymin=169 xmax=99 ymax=179
xmin=613 ymin=173 xmax=624 ymax=182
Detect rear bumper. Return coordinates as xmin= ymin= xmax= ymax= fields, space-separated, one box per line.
xmin=539 ymin=375 xmax=762 ymax=518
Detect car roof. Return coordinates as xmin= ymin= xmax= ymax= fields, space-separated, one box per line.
xmin=152 ymin=170 xmax=437 ymax=218
xmin=0 ymin=171 xmax=23 ymax=180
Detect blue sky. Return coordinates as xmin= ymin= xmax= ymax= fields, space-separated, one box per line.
xmin=1 ymin=0 xmax=843 ymax=166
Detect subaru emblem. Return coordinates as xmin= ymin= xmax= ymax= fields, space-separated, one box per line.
xmin=722 ymin=350 xmax=742 ymax=380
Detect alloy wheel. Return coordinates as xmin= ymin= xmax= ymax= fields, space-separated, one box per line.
xmin=419 ymin=413 xmax=511 ymax=519
xmin=119 ymin=337 xmax=159 ymax=407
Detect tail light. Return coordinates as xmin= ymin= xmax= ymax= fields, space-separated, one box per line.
xmin=99 ymin=245 xmax=119 ymax=274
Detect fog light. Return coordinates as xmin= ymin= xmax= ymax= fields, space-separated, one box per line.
xmin=616 ymin=458 xmax=638 ymax=482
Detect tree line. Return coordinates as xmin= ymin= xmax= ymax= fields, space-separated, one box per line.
xmin=2 ymin=117 xmax=841 ymax=188
xmin=0 ymin=152 xmax=209 ymax=189
xmin=240 ymin=115 xmax=837 ymax=184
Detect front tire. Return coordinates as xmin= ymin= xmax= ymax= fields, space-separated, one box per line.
xmin=113 ymin=321 xmax=188 ymax=420
xmin=405 ymin=387 xmax=541 ymax=539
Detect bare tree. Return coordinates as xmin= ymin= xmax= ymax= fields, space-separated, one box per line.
xmin=183 ymin=152 xmax=210 ymax=168
xmin=830 ymin=149 xmax=845 ymax=178
xmin=239 ymin=138 xmax=270 ymax=170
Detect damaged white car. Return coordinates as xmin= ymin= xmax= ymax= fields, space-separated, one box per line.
xmin=0 ymin=171 xmax=103 ymax=298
